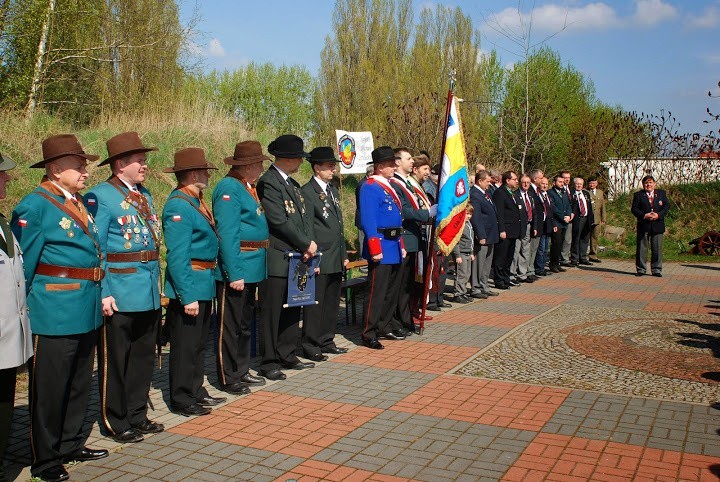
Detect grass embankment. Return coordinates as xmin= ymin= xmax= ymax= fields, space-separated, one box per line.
xmin=602 ymin=181 xmax=720 ymax=262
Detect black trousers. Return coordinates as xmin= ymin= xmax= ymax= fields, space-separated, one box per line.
xmin=98 ymin=309 xmax=160 ymax=434
xmin=393 ymin=254 xmax=416 ymax=332
xmin=570 ymin=216 xmax=590 ymax=263
xmin=167 ymin=300 xmax=211 ymax=409
xmin=550 ymin=227 xmax=566 ymax=267
xmin=493 ymin=237 xmax=517 ymax=285
xmin=363 ymin=262 xmax=401 ymax=341
xmin=0 ymin=366 xmax=17 ymax=477
xmin=302 ymin=272 xmax=341 ymax=357
xmin=259 ymin=276 xmax=301 ymax=372
xmin=29 ymin=331 xmax=97 ymax=476
xmin=216 ymin=281 xmax=257 ymax=385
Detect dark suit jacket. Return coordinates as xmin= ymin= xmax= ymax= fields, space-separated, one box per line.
xmin=469 ymin=186 xmax=499 ymax=245
xmin=302 ymin=178 xmax=347 ymax=274
xmin=548 ymin=187 xmax=572 ymax=228
xmin=631 ymin=189 xmax=670 ymax=235
xmin=257 ymin=166 xmax=315 ymax=277
xmin=571 ymin=189 xmax=595 ymax=235
xmin=493 ymin=185 xmax=522 ymax=239
xmin=537 ymin=191 xmax=554 ymax=235
xmin=513 ymin=189 xmax=538 ymax=238
xmin=391 ymin=174 xmax=430 ymax=253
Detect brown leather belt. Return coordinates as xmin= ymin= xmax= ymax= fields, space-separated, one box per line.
xmin=36 ymin=263 xmax=104 ymax=282
xmin=107 ymin=250 xmax=159 ymax=263
xmin=240 ymin=240 xmax=269 ymax=251
xmin=191 ymin=259 xmax=217 ymax=270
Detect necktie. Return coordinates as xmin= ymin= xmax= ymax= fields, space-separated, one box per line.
xmin=541 ymin=193 xmax=549 ymax=219
xmin=0 ymin=215 xmax=13 ymax=258
xmin=70 ymin=196 xmax=89 ymax=227
xmin=579 ymin=193 xmax=587 ymax=216
xmin=565 ymin=188 xmax=572 ymax=201
xmin=523 ymin=192 xmax=532 ymax=221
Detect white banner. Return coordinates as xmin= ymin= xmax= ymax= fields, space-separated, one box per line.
xmin=335 ymin=130 xmax=374 ymax=174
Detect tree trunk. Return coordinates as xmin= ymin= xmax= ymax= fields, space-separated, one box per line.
xmin=25 ymin=0 xmax=56 ymax=117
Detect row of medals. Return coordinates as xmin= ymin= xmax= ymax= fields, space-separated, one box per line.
xmin=118 ymin=214 xmax=153 ymax=250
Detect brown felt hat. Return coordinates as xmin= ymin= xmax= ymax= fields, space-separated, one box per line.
xmin=30 ymin=134 xmax=99 ymax=168
xmin=99 ymin=131 xmax=158 ymax=166
xmin=163 ymin=147 xmax=218 ymax=173
xmin=224 ymin=141 xmax=271 ymax=166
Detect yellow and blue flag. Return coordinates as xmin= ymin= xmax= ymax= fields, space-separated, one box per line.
xmin=436 ymin=94 xmax=470 ymax=256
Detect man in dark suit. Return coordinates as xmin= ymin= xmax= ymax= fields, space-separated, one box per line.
xmin=534 ymin=177 xmax=555 ymax=276
xmin=631 ymin=175 xmax=670 ymax=277
xmin=527 ymin=170 xmax=545 ymax=279
xmin=257 ymin=135 xmax=317 ymax=381
xmin=569 ymin=177 xmax=595 ymax=266
xmin=547 ymin=174 xmax=572 ymax=273
xmin=469 ymin=170 xmax=499 ymax=298
xmin=491 ymin=171 xmax=521 ymax=289
xmin=301 ymin=147 xmax=349 ymax=360
xmin=560 ymin=170 xmax=574 ymax=265
xmin=511 ymin=174 xmax=537 ymax=283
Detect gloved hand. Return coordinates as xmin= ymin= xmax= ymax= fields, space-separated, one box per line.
xmin=428 ymin=204 xmax=438 ymax=217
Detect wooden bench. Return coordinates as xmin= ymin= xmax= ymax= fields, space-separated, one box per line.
xmin=342 ymin=259 xmax=368 ymax=324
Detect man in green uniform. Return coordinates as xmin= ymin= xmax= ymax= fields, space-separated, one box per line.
xmin=257 ymin=135 xmax=317 ymax=381
xmin=301 ymin=147 xmax=349 ymax=361
xmin=12 ymin=134 xmax=108 ymax=482
xmin=213 ymin=141 xmax=270 ymax=394
xmin=162 ymin=148 xmax=225 ymax=417
xmin=86 ymin=132 xmax=164 ymax=443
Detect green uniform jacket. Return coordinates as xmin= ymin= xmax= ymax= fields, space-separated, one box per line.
xmin=162 ymin=189 xmax=219 ymax=304
xmin=212 ymin=174 xmax=269 ymax=284
xmin=11 ymin=185 xmax=103 ymax=336
xmin=257 ymin=166 xmax=314 ymax=277
xmin=86 ymin=179 xmax=162 ymax=312
xmin=391 ymin=174 xmax=430 ymax=253
xmin=301 ymin=178 xmax=347 ymax=274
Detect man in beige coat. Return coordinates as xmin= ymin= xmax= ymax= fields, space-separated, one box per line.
xmin=587 ymin=176 xmax=606 ymax=263
xmin=0 ymin=153 xmax=32 ymax=481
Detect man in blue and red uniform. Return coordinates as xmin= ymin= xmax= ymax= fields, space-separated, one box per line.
xmin=359 ymin=146 xmax=406 ymax=350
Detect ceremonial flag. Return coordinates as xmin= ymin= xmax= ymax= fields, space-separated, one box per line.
xmin=435 ymin=93 xmax=470 ymax=256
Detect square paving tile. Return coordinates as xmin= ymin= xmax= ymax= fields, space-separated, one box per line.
xmin=168 ymin=392 xmax=383 ymax=459
xmin=331 ymin=341 xmax=479 ymax=374
xmin=391 ymin=375 xmax=570 ymax=432
xmin=263 ymin=362 xmax=437 ymax=409
xmin=542 ymin=391 xmax=720 ymax=456
xmin=276 ymin=460 xmax=420 ymax=481
xmin=502 ymin=432 xmax=720 ymax=481
xmin=460 ymin=300 xmax=551 ymax=315
xmin=411 ymin=323 xmax=508 ymax=348
xmin=313 ymin=410 xmax=535 ymax=481
xmin=70 ymin=432 xmax=304 ymax=482
xmin=430 ymin=310 xmax=534 ymax=328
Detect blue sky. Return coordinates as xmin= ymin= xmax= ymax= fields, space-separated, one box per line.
xmin=181 ymin=0 xmax=720 ymax=136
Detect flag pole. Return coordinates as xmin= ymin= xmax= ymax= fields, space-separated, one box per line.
xmin=419 ymin=71 xmax=456 ymax=333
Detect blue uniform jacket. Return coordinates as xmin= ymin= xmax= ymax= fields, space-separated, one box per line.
xmin=469 ymin=186 xmax=499 ymax=245
xmin=212 ymin=174 xmax=269 ymax=284
xmin=359 ymin=178 xmax=404 ymax=264
xmin=162 ymin=189 xmax=219 ymax=304
xmin=11 ymin=183 xmax=102 ymax=336
xmin=85 ymin=179 xmax=161 ymax=312
xmin=548 ymin=187 xmax=572 ymax=228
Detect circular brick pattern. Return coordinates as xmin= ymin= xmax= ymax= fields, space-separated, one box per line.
xmin=458 ymin=305 xmax=720 ymax=404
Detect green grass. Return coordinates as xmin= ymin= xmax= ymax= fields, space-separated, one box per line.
xmin=602 ymin=181 xmax=720 ymax=262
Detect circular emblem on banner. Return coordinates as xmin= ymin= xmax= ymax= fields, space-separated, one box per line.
xmin=455 ymin=178 xmax=466 ymax=196
xmin=338 ymin=134 xmax=356 ymax=169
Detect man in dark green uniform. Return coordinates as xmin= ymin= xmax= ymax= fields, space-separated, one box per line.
xmin=86 ymin=132 xmax=164 ymax=443
xmin=12 ymin=134 xmax=108 ymax=482
xmin=257 ymin=135 xmax=317 ymax=381
xmin=162 ymin=148 xmax=225 ymax=417
xmin=301 ymin=147 xmax=349 ymax=361
xmin=214 ymin=141 xmax=270 ymax=394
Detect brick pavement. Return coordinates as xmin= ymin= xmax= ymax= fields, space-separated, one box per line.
xmin=3 ymin=260 xmax=720 ymax=481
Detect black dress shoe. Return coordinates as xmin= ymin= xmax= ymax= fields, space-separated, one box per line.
xmin=483 ymin=290 xmax=499 ymax=297
xmin=363 ymin=338 xmax=384 ymax=349
xmin=222 ymin=382 xmax=251 ymax=395
xmin=283 ymin=361 xmax=315 ymax=370
xmin=321 ymin=346 xmax=348 ymax=354
xmin=305 ymin=353 xmax=329 ymax=362
xmin=197 ymin=395 xmax=227 ymax=407
xmin=175 ymin=403 xmax=211 ymax=417
xmin=495 ymin=284 xmax=510 ymax=290
xmin=64 ymin=447 xmax=109 ymax=462
xmin=426 ymin=304 xmax=441 ymax=311
xmin=261 ymin=369 xmax=287 ymax=381
xmin=557 ymin=266 xmax=567 ymax=272
xmin=239 ymin=372 xmax=267 ymax=385
xmin=508 ymin=279 xmax=520 ymax=286
xmin=470 ymin=292 xmax=488 ymax=299
xmin=652 ymin=272 xmax=663 ymax=277
xmin=527 ymin=275 xmax=539 ymax=281
xmin=399 ymin=327 xmax=414 ymax=337
xmin=37 ymin=466 xmax=69 ymax=482
xmin=453 ymin=295 xmax=470 ymax=304
xmin=438 ymin=301 xmax=452 ymax=308
xmin=133 ymin=419 xmax=165 ymax=434
xmin=635 ymin=272 xmax=645 ymax=277
xmin=112 ymin=428 xmax=144 ymax=443
xmin=381 ymin=331 xmax=405 ymax=340
xmin=550 ymin=266 xmax=561 ymax=273
xmin=579 ymin=260 xmax=592 ymax=266
xmin=589 ymin=258 xmax=601 ymax=263
xmin=536 ymin=271 xmax=547 ymax=276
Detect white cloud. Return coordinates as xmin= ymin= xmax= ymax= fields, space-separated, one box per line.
xmin=687 ymin=5 xmax=720 ymax=28
xmin=486 ymin=3 xmax=620 ymax=34
xmin=632 ymin=0 xmax=677 ymax=26
xmin=207 ymin=38 xmax=226 ymax=58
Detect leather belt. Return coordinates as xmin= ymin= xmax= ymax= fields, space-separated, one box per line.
xmin=377 ymin=227 xmax=402 ymax=240
xmin=240 ymin=240 xmax=269 ymax=251
xmin=191 ymin=259 xmax=217 ymax=270
xmin=107 ymin=250 xmax=159 ymax=263
xmin=36 ymin=263 xmax=104 ymax=282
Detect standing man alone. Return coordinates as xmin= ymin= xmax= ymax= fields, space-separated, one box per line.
xmin=631 ymin=175 xmax=669 ymax=277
